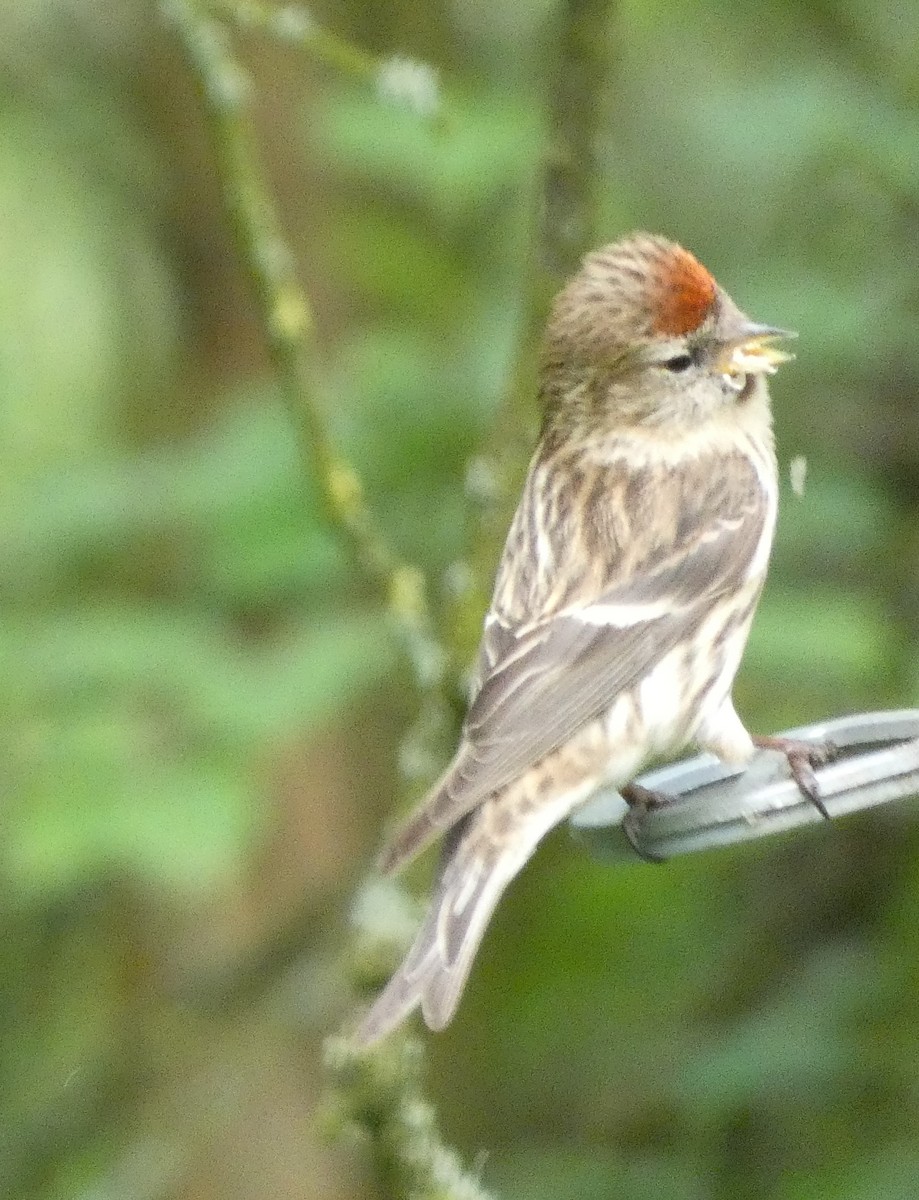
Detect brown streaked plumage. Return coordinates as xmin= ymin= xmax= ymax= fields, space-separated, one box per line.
xmin=357 ymin=232 xmax=793 ymax=1045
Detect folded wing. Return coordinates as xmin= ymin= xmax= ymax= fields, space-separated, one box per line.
xmin=380 ymin=447 xmax=769 ymax=873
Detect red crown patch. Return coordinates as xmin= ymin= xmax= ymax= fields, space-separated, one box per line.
xmin=651 ymin=247 xmax=717 ymax=336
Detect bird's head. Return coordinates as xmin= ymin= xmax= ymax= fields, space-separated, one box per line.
xmin=540 ymin=233 xmax=794 ymax=435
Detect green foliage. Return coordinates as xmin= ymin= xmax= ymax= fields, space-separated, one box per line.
xmin=0 ymin=392 xmax=394 ymax=905
xmin=4 ymin=1 xmax=919 ymax=1198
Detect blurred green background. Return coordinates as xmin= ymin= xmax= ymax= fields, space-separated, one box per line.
xmin=5 ymin=1 xmax=919 ymax=1197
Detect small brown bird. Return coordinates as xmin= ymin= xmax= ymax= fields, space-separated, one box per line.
xmin=358 ymin=232 xmax=820 ymax=1046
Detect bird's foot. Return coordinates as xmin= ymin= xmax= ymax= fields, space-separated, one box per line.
xmin=752 ymin=734 xmax=837 ymax=819
xmin=620 ymin=782 xmax=678 ymax=863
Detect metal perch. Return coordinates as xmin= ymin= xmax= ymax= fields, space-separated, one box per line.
xmin=570 ymin=710 xmax=919 ymax=864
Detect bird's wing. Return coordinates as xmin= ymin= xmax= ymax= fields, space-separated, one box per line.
xmin=380 ymin=447 xmax=771 ymax=873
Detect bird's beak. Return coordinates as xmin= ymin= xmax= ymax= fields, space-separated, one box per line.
xmin=717 ymin=323 xmax=796 ymax=379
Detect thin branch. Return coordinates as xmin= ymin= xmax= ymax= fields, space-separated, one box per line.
xmin=540 ymin=0 xmax=613 ymax=280
xmin=165 ymin=5 xmax=484 ymax=1196
xmin=165 ymin=0 xmax=444 ymax=692
xmin=326 ymin=885 xmax=495 ymax=1198
xmin=204 ymin=0 xmax=378 ymax=79
xmin=166 ymin=4 xmax=616 ymax=1197
xmin=201 ymin=0 xmax=445 ymax=121
xmin=325 ymin=1032 xmax=493 ymax=1199
xmin=446 ymin=0 xmax=616 ymax=666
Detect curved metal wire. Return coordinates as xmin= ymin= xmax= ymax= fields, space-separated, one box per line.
xmin=570 ymin=710 xmax=919 ymax=864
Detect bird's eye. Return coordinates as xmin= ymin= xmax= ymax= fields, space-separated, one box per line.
xmin=663 ymin=354 xmax=694 ymax=373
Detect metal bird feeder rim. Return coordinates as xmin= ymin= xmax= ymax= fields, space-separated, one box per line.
xmin=569 ymin=709 xmax=919 ymax=864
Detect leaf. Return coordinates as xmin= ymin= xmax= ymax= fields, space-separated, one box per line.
xmin=314 ymin=85 xmax=541 ymax=230
xmin=743 ymin=586 xmax=890 ymax=695
xmin=0 ymin=603 xmax=396 ymax=899
xmin=0 ymin=397 xmax=345 ymax=601
xmin=490 ymin=1147 xmax=706 ymax=1200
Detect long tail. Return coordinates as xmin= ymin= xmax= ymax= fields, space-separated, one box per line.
xmin=355 ymin=786 xmax=580 ymax=1046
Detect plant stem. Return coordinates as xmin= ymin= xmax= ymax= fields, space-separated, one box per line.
xmin=204 ymin=0 xmax=378 ymax=79
xmin=166 ymin=5 xmax=490 ymax=1197
xmin=165 ymin=0 xmax=444 ymax=693
xmin=447 ymin=0 xmax=616 ymax=665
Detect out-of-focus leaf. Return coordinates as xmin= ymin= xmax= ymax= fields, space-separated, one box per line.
xmin=1 ymin=603 xmax=395 ymax=899
xmin=674 ymin=945 xmax=876 ymax=1115
xmin=0 ymin=104 xmax=176 ymax=481
xmin=489 ymin=1147 xmax=706 ymax=1200
xmin=781 ymin=1143 xmax=919 ymax=1200
xmin=772 ymin=469 xmax=893 ymax=576
xmin=0 ymin=905 xmax=126 ymax=1196
xmin=0 ymin=397 xmax=345 ymax=600
xmin=7 ymin=603 xmax=394 ymax=740
xmin=315 ymin=85 xmax=541 ymax=230
xmin=7 ymin=733 xmax=255 ymax=898
xmin=326 ymin=326 xmax=487 ymax=567
xmin=322 ymin=210 xmax=469 ymax=328
xmin=743 ymin=586 xmax=890 ymax=693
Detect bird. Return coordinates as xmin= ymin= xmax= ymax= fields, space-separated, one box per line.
xmin=356 ymin=231 xmax=825 ymax=1046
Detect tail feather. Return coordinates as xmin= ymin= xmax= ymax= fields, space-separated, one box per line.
xmin=356 ymin=816 xmax=518 ymax=1045
xmin=378 ymin=761 xmax=473 ymax=877
xmin=377 ymin=806 xmax=440 ymax=876
xmin=356 ymin=779 xmax=589 ymax=1046
xmin=377 ymin=743 xmax=498 ymax=876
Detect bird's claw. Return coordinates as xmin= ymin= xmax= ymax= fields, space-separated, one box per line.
xmin=753 ymin=735 xmax=837 ymax=819
xmin=622 ymin=736 xmax=838 ymax=861
xmin=620 ymin=782 xmax=675 ymax=863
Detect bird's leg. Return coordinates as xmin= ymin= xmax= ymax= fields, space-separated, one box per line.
xmin=620 ymin=782 xmax=678 ymax=863
xmin=752 ymin=734 xmax=837 ymax=819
